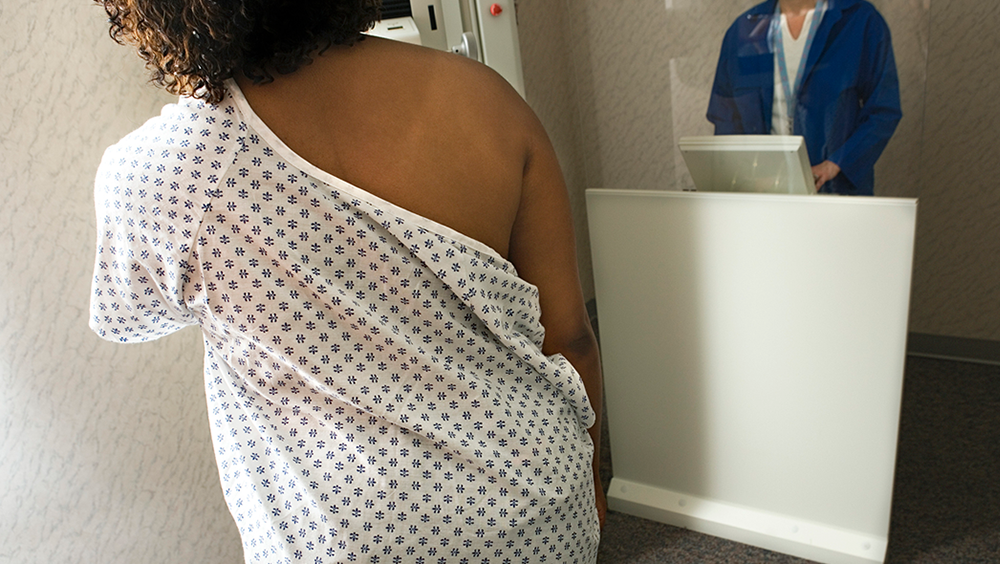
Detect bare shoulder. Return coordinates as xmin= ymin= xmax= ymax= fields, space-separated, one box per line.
xmin=236 ymin=37 xmax=547 ymax=257
xmin=368 ymin=37 xmax=538 ymax=135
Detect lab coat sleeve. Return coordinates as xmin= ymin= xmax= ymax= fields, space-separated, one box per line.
xmin=707 ymin=27 xmax=744 ymax=135
xmin=828 ymin=13 xmax=902 ymax=189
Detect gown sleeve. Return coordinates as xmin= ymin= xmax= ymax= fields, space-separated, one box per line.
xmin=89 ymin=104 xmax=236 ymax=342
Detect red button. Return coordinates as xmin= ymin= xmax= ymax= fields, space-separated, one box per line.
xmin=490 ymin=3 xmax=503 ymax=16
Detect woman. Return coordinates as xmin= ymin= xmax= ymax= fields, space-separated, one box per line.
xmin=90 ymin=1 xmax=605 ymax=562
xmin=707 ymin=0 xmax=901 ymax=195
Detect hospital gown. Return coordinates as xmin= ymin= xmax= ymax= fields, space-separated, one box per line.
xmin=89 ymin=84 xmax=600 ymax=564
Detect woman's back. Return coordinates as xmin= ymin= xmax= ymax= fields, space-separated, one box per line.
xmin=91 ymin=3 xmax=605 ymax=560
xmin=92 ymin=79 xmax=601 ymax=562
xmin=235 ymin=37 xmax=534 ymax=258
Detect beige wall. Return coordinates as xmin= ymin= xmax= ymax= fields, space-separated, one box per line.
xmin=908 ymin=0 xmax=1000 ymax=340
xmin=0 ymin=3 xmax=242 ymax=562
xmin=518 ymin=0 xmax=999 ymax=341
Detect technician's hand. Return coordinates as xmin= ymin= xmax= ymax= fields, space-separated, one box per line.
xmin=812 ymin=160 xmax=841 ymax=191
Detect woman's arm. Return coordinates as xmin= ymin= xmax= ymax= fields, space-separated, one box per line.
xmin=507 ymin=112 xmax=606 ymax=530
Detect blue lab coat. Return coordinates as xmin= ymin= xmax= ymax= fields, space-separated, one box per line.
xmin=707 ymin=0 xmax=901 ymax=195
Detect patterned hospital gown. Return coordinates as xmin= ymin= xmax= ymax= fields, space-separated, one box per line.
xmin=89 ymin=84 xmax=599 ymax=564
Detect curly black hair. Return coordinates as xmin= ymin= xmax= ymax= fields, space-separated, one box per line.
xmin=97 ymin=0 xmax=381 ymax=104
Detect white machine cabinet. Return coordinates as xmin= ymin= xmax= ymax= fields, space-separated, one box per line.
xmin=368 ymin=0 xmax=525 ymax=96
xmin=587 ymin=190 xmax=917 ymax=564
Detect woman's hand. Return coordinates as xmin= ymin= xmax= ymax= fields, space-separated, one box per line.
xmin=594 ymin=469 xmax=607 ymax=530
xmin=812 ymin=160 xmax=841 ymax=190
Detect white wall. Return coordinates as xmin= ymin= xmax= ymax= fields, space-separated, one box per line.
xmin=0 ymin=3 xmax=242 ymax=562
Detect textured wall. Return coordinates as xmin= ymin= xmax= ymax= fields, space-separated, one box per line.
xmin=870 ymin=0 xmax=932 ymax=199
xmin=0 ymin=3 xmax=242 ymax=563
xmin=908 ymin=1 xmax=1000 ymax=340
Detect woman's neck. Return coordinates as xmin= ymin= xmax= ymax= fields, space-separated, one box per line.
xmin=779 ymin=0 xmax=818 ymax=16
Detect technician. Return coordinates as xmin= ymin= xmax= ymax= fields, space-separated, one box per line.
xmin=707 ymin=0 xmax=902 ymax=195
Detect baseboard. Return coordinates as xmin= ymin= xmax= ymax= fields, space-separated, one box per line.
xmin=607 ymin=478 xmax=887 ymax=564
xmin=907 ymin=333 xmax=1000 ymax=366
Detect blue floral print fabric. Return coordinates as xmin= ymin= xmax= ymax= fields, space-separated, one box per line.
xmin=90 ymin=84 xmax=599 ymax=564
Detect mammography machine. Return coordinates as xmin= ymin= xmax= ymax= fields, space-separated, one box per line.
xmin=588 ymin=188 xmax=916 ymax=564
xmin=680 ymin=135 xmax=815 ymax=194
xmin=367 ymin=0 xmax=525 ymax=96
